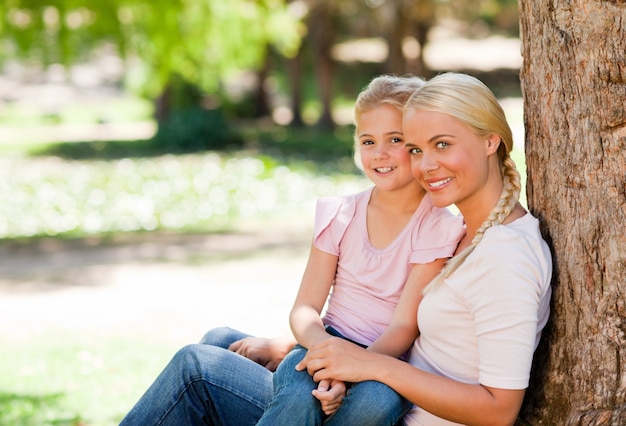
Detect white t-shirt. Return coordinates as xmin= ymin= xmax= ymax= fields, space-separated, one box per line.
xmin=404 ymin=213 xmax=552 ymax=426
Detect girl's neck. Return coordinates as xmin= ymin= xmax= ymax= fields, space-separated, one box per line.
xmin=370 ymin=183 xmax=425 ymax=214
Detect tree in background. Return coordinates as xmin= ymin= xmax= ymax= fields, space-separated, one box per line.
xmin=519 ymin=0 xmax=626 ymax=423
xmin=0 ymin=0 xmax=521 ymax=134
xmin=0 ymin=0 xmax=302 ymax=125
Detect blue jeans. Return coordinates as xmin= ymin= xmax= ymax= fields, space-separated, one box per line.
xmin=120 ymin=327 xmax=410 ymax=425
xmin=119 ymin=327 xmax=272 ymax=425
xmin=256 ymin=326 xmax=411 ymax=426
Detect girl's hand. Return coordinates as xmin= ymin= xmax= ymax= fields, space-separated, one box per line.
xmin=313 ymin=379 xmax=346 ymax=415
xmin=229 ymin=336 xmax=295 ymax=372
xmin=296 ymin=338 xmax=374 ymax=383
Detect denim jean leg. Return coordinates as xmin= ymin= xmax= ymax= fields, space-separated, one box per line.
xmin=256 ymin=345 xmax=323 ymax=426
xmin=324 ymin=379 xmax=412 ymax=426
xmin=199 ymin=326 xmax=251 ymax=348
xmin=119 ymin=343 xmax=273 ymax=426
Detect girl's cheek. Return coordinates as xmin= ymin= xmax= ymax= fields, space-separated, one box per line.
xmin=410 ymin=159 xmax=422 ymax=179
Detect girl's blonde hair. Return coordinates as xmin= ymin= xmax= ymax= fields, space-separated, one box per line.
xmin=404 ymin=72 xmax=521 ymax=292
xmin=352 ymin=75 xmax=425 ymax=168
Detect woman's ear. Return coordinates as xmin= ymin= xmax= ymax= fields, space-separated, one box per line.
xmin=485 ymin=134 xmax=501 ymax=155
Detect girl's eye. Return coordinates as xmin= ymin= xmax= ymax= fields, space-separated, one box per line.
xmin=361 ymin=139 xmax=374 ymax=145
xmin=391 ymin=137 xmax=403 ymax=144
xmin=407 ymin=147 xmax=422 ymax=155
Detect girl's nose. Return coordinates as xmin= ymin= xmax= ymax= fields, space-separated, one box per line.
xmin=374 ymin=144 xmax=389 ymax=158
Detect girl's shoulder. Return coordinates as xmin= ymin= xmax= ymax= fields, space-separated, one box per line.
xmin=313 ymin=188 xmax=372 ymax=254
xmin=317 ymin=186 xmax=372 ymax=206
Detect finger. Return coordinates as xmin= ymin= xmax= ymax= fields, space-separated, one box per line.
xmin=317 ymin=379 xmax=330 ymax=392
xmin=228 ymin=338 xmax=246 ymax=352
xmin=295 ymin=358 xmax=306 ymax=371
xmin=322 ymin=403 xmax=341 ymax=415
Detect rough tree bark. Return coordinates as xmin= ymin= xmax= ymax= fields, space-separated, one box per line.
xmin=518 ymin=0 xmax=626 ymax=424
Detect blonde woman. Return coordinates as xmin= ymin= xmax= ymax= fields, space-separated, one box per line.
xmin=296 ymin=72 xmax=552 ymax=425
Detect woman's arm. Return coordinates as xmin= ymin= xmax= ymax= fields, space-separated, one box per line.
xmin=367 ymin=258 xmax=445 ymax=358
xmin=297 ymin=339 xmax=524 ymax=426
xmin=289 ymin=243 xmax=339 ymax=349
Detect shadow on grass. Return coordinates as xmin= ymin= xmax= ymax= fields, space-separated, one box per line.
xmin=26 ymin=122 xmax=360 ymax=176
xmin=0 ymin=391 xmax=83 ymax=426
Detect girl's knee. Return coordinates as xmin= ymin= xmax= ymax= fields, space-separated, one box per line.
xmin=199 ymin=326 xmax=240 ymax=346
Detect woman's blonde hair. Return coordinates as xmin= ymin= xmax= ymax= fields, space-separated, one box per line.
xmin=404 ymin=72 xmax=521 ymax=292
xmin=352 ymin=75 xmax=425 ymax=168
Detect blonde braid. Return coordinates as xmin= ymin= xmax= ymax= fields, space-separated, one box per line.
xmin=424 ymin=157 xmax=521 ymax=293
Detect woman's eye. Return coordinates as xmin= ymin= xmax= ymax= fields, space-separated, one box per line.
xmin=391 ymin=137 xmax=403 ymax=144
xmin=361 ymin=139 xmax=374 ymax=145
xmin=436 ymin=141 xmax=449 ymax=149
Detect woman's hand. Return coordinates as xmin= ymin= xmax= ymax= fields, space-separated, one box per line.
xmin=296 ymin=337 xmax=376 ymax=384
xmin=229 ymin=335 xmax=296 ymax=372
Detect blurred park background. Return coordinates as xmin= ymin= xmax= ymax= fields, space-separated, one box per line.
xmin=1 ymin=1 xmax=526 ymax=425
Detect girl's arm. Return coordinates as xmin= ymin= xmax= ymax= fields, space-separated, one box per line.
xmin=367 ymin=258 xmax=445 ymax=358
xmin=297 ymin=339 xmax=524 ymax=426
xmin=289 ymin=243 xmax=339 ymax=349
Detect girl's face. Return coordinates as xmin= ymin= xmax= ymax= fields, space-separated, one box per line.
xmin=403 ymin=109 xmax=500 ymax=211
xmin=357 ymin=104 xmax=415 ymax=192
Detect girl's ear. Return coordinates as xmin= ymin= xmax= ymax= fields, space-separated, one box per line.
xmin=485 ymin=134 xmax=501 ymax=155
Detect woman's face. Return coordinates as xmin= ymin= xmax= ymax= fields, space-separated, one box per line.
xmin=357 ymin=104 xmax=416 ymax=192
xmin=403 ymin=109 xmax=499 ymax=211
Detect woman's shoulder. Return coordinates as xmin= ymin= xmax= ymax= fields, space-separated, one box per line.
xmin=479 ymin=212 xmax=551 ymax=268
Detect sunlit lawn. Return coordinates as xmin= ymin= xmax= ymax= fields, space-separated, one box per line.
xmin=0 ymin=333 xmax=182 ymax=426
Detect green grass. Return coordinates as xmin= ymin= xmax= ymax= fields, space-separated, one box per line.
xmin=0 ymin=333 xmax=179 ymax=426
xmin=0 ymin=123 xmax=368 ymax=240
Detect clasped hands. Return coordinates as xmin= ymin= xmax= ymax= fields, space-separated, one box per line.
xmin=296 ymin=337 xmax=374 ymax=415
xmin=229 ymin=335 xmax=370 ymax=416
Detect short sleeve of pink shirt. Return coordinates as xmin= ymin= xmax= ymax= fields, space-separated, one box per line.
xmin=313 ymin=194 xmax=356 ymax=256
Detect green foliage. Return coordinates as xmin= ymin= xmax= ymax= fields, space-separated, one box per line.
xmin=149 ymin=108 xmax=243 ymax=153
xmin=0 ymin=0 xmax=302 ymax=98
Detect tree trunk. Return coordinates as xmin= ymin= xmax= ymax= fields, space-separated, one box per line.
xmin=252 ymin=47 xmax=271 ymax=118
xmin=287 ymin=43 xmax=305 ymax=128
xmin=385 ymin=5 xmax=408 ymax=76
xmin=518 ymin=1 xmax=626 ymax=424
xmin=308 ymin=2 xmax=335 ymax=130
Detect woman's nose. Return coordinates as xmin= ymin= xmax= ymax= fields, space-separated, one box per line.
xmin=420 ymin=152 xmax=438 ymax=174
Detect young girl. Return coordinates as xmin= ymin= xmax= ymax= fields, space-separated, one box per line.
xmin=296 ymin=72 xmax=553 ymax=425
xmin=119 ymin=75 xmax=465 ymax=426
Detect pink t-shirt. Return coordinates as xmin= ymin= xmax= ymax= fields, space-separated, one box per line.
xmin=314 ymin=187 xmax=465 ymax=346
